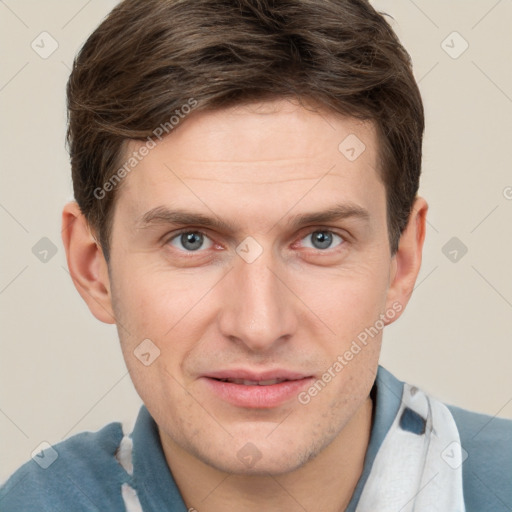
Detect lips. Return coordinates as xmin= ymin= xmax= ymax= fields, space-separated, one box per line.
xmin=201 ymin=369 xmax=313 ymax=408
xmin=215 ymin=378 xmax=288 ymax=386
xmin=204 ymin=369 xmax=308 ymax=382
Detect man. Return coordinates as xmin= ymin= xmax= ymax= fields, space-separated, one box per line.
xmin=1 ymin=0 xmax=510 ymax=510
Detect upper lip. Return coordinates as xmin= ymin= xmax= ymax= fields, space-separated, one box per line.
xmin=203 ymin=369 xmax=311 ymax=382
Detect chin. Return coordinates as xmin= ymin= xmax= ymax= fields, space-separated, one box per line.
xmin=195 ymin=429 xmax=326 ymax=476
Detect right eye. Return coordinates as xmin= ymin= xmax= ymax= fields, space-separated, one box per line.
xmin=167 ymin=230 xmax=214 ymax=252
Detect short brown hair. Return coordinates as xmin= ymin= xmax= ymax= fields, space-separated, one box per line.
xmin=66 ymin=0 xmax=424 ymax=261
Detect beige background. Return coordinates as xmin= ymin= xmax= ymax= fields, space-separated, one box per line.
xmin=1 ymin=0 xmax=511 ymax=482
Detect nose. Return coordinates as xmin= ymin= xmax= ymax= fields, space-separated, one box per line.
xmin=216 ymin=248 xmax=298 ymax=352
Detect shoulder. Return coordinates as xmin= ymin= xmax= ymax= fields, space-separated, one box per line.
xmin=447 ymin=403 xmax=512 ymax=512
xmin=0 ymin=422 xmax=129 ymax=512
xmin=377 ymin=367 xmax=512 ymax=511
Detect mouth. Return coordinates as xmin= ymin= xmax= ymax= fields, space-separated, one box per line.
xmin=213 ymin=377 xmax=292 ymax=386
xmin=201 ymin=371 xmax=313 ymax=408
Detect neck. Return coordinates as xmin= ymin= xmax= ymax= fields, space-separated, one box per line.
xmin=160 ymin=396 xmax=374 ymax=512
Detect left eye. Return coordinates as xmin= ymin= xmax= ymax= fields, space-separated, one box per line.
xmin=168 ymin=231 xmax=214 ymax=252
xmin=300 ymin=230 xmax=344 ymax=250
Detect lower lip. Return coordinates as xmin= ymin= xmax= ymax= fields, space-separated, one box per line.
xmin=202 ymin=377 xmax=313 ymax=408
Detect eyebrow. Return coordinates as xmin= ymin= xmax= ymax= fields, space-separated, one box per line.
xmin=135 ymin=202 xmax=370 ymax=232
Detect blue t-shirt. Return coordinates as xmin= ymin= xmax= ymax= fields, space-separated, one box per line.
xmin=1 ymin=365 xmax=511 ymax=511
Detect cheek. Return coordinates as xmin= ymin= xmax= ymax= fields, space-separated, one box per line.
xmin=111 ymin=270 xmax=195 ymax=418
xmin=112 ymin=263 xmax=209 ymax=337
xmin=111 ymin=265 xmax=223 ymax=392
xmin=299 ymin=262 xmax=390 ymax=337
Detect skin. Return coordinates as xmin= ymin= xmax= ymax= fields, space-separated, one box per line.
xmin=62 ymin=97 xmax=427 ymax=512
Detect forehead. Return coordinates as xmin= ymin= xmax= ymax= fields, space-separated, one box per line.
xmin=115 ymin=98 xmax=384 ymax=226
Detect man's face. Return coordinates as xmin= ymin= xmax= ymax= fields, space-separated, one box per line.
xmin=107 ymin=98 xmax=399 ymax=474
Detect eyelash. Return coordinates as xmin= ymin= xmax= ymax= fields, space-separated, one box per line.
xmin=165 ymin=228 xmax=346 ymax=256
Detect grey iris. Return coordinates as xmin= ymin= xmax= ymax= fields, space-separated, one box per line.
xmin=311 ymin=231 xmax=333 ymax=249
xmin=181 ymin=232 xmax=203 ymax=251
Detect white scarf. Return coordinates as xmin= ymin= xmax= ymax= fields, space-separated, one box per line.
xmin=356 ymin=383 xmax=466 ymax=511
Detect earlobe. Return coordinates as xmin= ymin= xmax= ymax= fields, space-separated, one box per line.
xmin=61 ymin=201 xmax=116 ymax=325
xmin=384 ymin=196 xmax=428 ymax=325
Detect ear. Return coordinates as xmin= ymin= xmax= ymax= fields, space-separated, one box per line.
xmin=384 ymin=196 xmax=428 ymax=325
xmin=61 ymin=201 xmax=116 ymax=324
